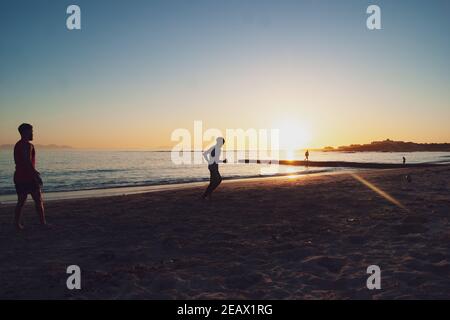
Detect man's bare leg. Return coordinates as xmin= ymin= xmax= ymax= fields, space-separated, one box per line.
xmin=14 ymin=194 xmax=27 ymax=230
xmin=30 ymin=190 xmax=46 ymax=225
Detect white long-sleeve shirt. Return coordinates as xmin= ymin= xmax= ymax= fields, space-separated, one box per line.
xmin=203 ymin=144 xmax=222 ymax=165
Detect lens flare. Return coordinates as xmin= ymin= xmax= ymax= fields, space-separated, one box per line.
xmin=350 ymin=173 xmax=409 ymax=212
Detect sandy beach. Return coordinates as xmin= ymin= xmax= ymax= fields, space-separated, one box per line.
xmin=0 ymin=165 xmax=449 ymax=299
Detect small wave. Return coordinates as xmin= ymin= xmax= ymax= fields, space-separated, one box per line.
xmin=0 ymin=167 xmax=338 ymax=196
xmin=42 ymin=168 xmax=127 ymax=177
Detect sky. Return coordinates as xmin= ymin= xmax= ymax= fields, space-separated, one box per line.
xmin=1 ymin=0 xmax=449 ymax=149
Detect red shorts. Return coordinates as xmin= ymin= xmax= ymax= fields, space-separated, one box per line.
xmin=15 ymin=181 xmax=41 ymax=195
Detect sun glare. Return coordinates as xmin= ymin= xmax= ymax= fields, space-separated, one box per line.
xmin=273 ymin=119 xmax=312 ymax=158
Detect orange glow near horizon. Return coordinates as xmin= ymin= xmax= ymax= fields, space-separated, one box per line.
xmin=1 ymin=2 xmax=450 ymax=150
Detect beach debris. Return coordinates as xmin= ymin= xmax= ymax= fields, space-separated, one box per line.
xmin=271 ymin=234 xmax=281 ymax=241
xmin=160 ymin=258 xmax=176 ymax=265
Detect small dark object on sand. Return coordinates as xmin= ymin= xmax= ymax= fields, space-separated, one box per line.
xmin=404 ymin=174 xmax=412 ymax=183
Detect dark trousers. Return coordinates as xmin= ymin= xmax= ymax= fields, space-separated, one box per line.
xmin=203 ymin=163 xmax=222 ymax=197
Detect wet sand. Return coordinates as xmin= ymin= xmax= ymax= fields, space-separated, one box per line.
xmin=0 ymin=165 xmax=449 ymax=299
xmin=240 ymin=159 xmax=445 ymax=169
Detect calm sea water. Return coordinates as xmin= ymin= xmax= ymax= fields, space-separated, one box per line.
xmin=0 ymin=149 xmax=449 ymax=196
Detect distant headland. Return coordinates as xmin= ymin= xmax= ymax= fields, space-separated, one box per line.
xmin=0 ymin=144 xmax=73 ymax=150
xmin=323 ymin=139 xmax=450 ymax=152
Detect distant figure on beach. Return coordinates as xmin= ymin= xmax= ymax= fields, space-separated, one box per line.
xmin=403 ymin=156 xmax=406 ymax=165
xmin=202 ymin=137 xmax=227 ymax=200
xmin=305 ymin=150 xmax=310 ymax=161
xmin=13 ymin=123 xmax=47 ymax=230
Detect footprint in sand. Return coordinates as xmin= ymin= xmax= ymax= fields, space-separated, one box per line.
xmin=301 ymin=256 xmax=347 ymax=274
xmin=392 ymin=223 xmax=428 ymax=235
xmin=225 ymin=272 xmax=264 ymax=290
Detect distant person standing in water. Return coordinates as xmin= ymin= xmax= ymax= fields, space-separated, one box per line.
xmin=13 ymin=123 xmax=47 ymax=230
xmin=305 ymin=150 xmax=310 ymax=161
xmin=202 ymin=137 xmax=227 ymax=200
xmin=403 ymin=156 xmax=406 ymax=166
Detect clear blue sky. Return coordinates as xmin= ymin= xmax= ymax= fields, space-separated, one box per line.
xmin=1 ymin=0 xmax=449 ymax=148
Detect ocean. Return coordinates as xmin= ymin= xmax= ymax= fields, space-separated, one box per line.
xmin=1 ymin=149 xmax=449 ymax=197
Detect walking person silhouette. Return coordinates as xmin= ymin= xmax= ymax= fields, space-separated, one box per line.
xmin=13 ymin=123 xmax=47 ymax=230
xmin=202 ymin=137 xmax=227 ymax=200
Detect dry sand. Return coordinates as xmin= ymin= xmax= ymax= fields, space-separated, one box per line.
xmin=0 ymin=165 xmax=449 ymax=299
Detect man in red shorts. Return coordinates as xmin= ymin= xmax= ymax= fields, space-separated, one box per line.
xmin=14 ymin=123 xmax=47 ymax=230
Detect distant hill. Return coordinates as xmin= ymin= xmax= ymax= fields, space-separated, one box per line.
xmin=323 ymin=139 xmax=450 ymax=152
xmin=0 ymin=144 xmax=73 ymax=150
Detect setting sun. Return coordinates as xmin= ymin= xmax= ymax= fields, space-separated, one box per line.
xmin=272 ymin=119 xmax=312 ymax=152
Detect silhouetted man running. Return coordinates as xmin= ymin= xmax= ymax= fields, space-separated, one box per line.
xmin=13 ymin=123 xmax=47 ymax=230
xmin=202 ymin=137 xmax=227 ymax=199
